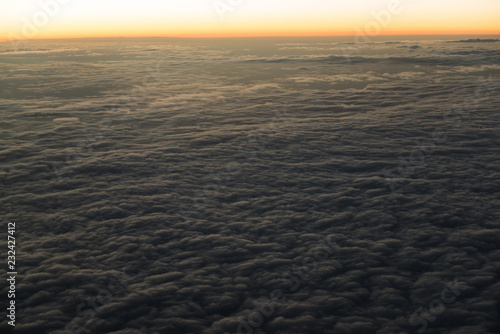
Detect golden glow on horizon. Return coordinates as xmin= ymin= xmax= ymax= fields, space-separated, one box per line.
xmin=1 ymin=0 xmax=499 ymax=42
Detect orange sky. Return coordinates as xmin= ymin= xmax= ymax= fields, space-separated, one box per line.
xmin=1 ymin=0 xmax=500 ymax=42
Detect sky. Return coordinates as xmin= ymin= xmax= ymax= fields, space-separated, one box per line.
xmin=1 ymin=0 xmax=500 ymax=41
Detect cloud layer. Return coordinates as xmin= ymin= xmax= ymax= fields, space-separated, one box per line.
xmin=0 ymin=37 xmax=499 ymax=334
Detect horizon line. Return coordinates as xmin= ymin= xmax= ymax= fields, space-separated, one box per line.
xmin=2 ymin=32 xmax=500 ymax=43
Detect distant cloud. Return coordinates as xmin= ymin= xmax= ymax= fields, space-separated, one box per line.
xmin=448 ymin=38 xmax=500 ymax=43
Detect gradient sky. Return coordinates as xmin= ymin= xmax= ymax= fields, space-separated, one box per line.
xmin=1 ymin=0 xmax=500 ymax=41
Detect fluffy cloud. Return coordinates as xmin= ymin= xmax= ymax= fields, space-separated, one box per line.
xmin=0 ymin=37 xmax=499 ymax=334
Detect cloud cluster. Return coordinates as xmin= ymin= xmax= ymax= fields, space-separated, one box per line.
xmin=448 ymin=39 xmax=500 ymax=43
xmin=0 ymin=37 xmax=499 ymax=334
